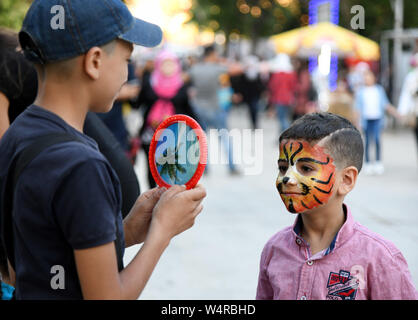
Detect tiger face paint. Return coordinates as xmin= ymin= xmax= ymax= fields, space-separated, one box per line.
xmin=276 ymin=139 xmax=336 ymax=213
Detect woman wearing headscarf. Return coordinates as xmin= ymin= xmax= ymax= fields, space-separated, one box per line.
xmin=136 ymin=49 xmax=198 ymax=188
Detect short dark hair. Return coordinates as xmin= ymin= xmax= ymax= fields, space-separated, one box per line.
xmin=0 ymin=28 xmax=19 ymax=51
xmin=0 ymin=29 xmax=30 ymax=100
xmin=203 ymin=44 xmax=216 ymax=58
xmin=279 ymin=112 xmax=364 ymax=172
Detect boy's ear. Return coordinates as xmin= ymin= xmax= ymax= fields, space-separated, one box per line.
xmin=337 ymin=166 xmax=358 ymax=196
xmin=83 ymin=47 xmax=104 ymax=80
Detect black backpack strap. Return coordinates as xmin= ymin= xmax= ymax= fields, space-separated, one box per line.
xmin=1 ymin=133 xmax=124 ymax=272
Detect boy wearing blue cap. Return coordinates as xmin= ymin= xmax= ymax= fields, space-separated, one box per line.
xmin=0 ymin=0 xmax=206 ymax=299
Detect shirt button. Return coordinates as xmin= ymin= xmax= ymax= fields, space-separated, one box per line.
xmin=300 ymin=296 xmax=307 ymax=300
xmin=307 ymin=260 xmax=314 ymax=266
xmin=296 ymin=238 xmax=302 ymax=245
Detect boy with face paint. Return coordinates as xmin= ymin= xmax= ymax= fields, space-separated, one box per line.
xmin=257 ymin=113 xmax=417 ymax=300
xmin=277 ymin=139 xmax=336 ymax=214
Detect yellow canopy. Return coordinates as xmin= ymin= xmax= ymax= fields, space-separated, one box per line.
xmin=271 ymin=22 xmax=380 ymax=61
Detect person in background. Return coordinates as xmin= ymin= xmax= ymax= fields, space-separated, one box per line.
xmin=188 ymin=44 xmax=242 ymax=175
xmin=136 ymin=49 xmax=198 ymax=188
xmin=0 ymin=28 xmax=37 ymax=139
xmin=217 ymin=73 xmax=240 ymax=158
xmin=293 ymin=60 xmax=317 ymax=121
xmin=398 ymin=53 xmax=418 ymax=157
xmin=328 ymin=79 xmax=358 ymax=128
xmin=347 ymin=62 xmax=370 ymax=94
xmin=218 ymin=74 xmax=234 ymax=115
xmin=135 ymin=54 xmax=155 ymax=90
xmin=235 ymin=55 xmax=265 ymax=130
xmin=0 ymin=29 xmax=49 ymax=299
xmin=355 ymin=70 xmax=400 ymax=175
xmin=182 ymin=54 xmax=198 ymax=74
xmin=268 ymin=54 xmax=297 ymax=135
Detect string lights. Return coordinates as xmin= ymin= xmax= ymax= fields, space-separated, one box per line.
xmin=308 ymin=0 xmax=340 ymax=91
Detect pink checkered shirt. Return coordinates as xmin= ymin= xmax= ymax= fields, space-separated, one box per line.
xmin=256 ymin=204 xmax=418 ymax=300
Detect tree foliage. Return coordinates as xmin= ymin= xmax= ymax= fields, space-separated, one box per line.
xmin=339 ymin=0 xmax=418 ymax=42
xmin=190 ymin=0 xmax=418 ymax=47
xmin=1 ymin=0 xmax=417 ymax=45
xmin=0 ymin=0 xmax=32 ymax=31
xmin=0 ymin=0 xmax=131 ymax=31
xmin=190 ymin=0 xmax=308 ymax=50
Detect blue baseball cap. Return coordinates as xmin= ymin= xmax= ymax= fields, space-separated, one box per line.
xmin=19 ymin=0 xmax=163 ymax=64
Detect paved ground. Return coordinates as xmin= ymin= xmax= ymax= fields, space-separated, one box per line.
xmin=125 ymin=107 xmax=418 ymax=299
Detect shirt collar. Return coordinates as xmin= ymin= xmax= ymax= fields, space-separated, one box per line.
xmin=292 ymin=204 xmax=355 ymax=256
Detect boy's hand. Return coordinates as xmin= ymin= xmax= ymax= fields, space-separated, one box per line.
xmin=123 ymin=187 xmax=166 ymax=247
xmin=147 ymin=185 xmax=206 ymax=245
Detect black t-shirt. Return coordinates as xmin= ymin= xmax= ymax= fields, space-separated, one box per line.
xmin=231 ymin=74 xmax=264 ymax=103
xmin=0 ymin=51 xmax=38 ymax=123
xmin=0 ymin=51 xmax=139 ymax=219
xmin=0 ymin=105 xmax=125 ymax=299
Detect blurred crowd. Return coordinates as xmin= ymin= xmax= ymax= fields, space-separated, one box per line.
xmin=1 ymin=26 xmax=418 ymax=190
xmin=108 ymin=45 xmax=323 ymax=182
xmin=105 ymin=43 xmax=418 ymax=181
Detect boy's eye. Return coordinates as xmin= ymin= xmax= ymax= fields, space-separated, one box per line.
xmin=278 ymin=165 xmax=288 ymax=174
xmin=298 ymin=164 xmax=315 ymax=174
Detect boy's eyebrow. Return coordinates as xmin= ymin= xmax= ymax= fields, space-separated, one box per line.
xmin=297 ymin=157 xmax=330 ymax=165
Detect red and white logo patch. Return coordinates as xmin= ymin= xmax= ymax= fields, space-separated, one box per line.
xmin=326 ymin=270 xmax=359 ymax=300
